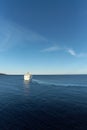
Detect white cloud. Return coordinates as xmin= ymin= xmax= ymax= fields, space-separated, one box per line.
xmin=41 ymin=46 xmax=60 ymax=52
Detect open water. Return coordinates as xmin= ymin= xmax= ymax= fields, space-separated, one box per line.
xmin=0 ymin=75 xmax=87 ymax=130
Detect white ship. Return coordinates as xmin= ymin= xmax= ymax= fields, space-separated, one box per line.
xmin=24 ymin=72 xmax=31 ymax=81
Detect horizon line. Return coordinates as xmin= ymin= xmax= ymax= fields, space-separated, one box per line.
xmin=1 ymin=73 xmax=87 ymax=75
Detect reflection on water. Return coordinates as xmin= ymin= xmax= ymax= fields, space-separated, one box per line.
xmin=24 ymin=80 xmax=30 ymax=86
xmin=23 ymin=80 xmax=30 ymax=96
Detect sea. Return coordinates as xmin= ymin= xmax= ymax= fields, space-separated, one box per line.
xmin=0 ymin=75 xmax=87 ymax=130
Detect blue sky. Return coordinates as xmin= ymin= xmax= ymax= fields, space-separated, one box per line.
xmin=0 ymin=0 xmax=87 ymax=74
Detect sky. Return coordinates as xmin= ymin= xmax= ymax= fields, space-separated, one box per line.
xmin=0 ymin=0 xmax=87 ymax=74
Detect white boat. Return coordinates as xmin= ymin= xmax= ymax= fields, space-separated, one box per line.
xmin=24 ymin=72 xmax=31 ymax=81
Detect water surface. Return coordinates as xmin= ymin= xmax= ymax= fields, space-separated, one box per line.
xmin=0 ymin=75 xmax=87 ymax=130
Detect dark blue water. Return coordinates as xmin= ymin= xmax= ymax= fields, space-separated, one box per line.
xmin=0 ymin=75 xmax=87 ymax=130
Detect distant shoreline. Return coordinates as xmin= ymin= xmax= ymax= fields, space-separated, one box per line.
xmin=0 ymin=73 xmax=7 ymax=75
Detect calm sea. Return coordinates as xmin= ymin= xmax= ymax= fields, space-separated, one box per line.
xmin=0 ymin=75 xmax=87 ymax=130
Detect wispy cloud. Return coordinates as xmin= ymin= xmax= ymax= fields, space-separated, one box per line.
xmin=77 ymin=53 xmax=87 ymax=57
xmin=41 ymin=45 xmax=87 ymax=58
xmin=41 ymin=46 xmax=60 ymax=52
xmin=67 ymin=48 xmax=76 ymax=56
xmin=0 ymin=18 xmax=48 ymax=52
xmin=1 ymin=18 xmax=87 ymax=58
xmin=0 ymin=33 xmax=12 ymax=52
xmin=66 ymin=48 xmax=87 ymax=57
